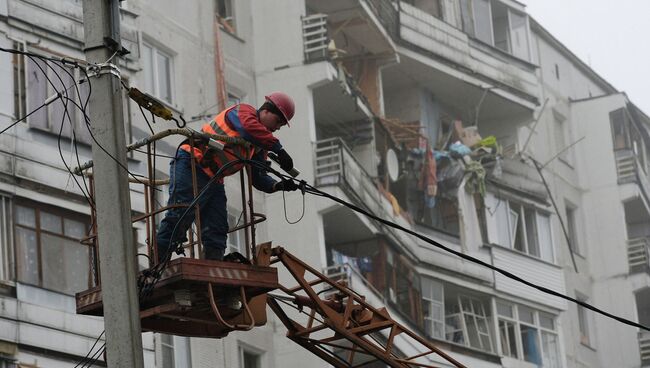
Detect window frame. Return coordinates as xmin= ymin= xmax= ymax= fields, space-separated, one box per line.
xmin=238 ymin=344 xmax=263 ymax=368
xmin=216 ymin=0 xmax=236 ymax=34
xmin=141 ymin=40 xmax=175 ymax=105
xmin=12 ymin=199 xmax=93 ymax=295
xmin=494 ymin=197 xmax=555 ymax=262
xmin=496 ymin=300 xmax=560 ymax=367
xmin=421 ymin=277 xmax=445 ymax=339
xmin=20 ymin=49 xmax=93 ymax=145
xmin=576 ymin=293 xmax=591 ymax=347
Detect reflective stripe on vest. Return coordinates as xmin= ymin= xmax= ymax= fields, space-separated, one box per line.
xmin=180 ymin=106 xmax=255 ymax=178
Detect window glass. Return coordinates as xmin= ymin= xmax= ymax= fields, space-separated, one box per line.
xmin=541 ymin=331 xmax=560 ymax=368
xmin=41 ymin=233 xmax=66 ymax=292
xmin=64 ymin=218 xmax=87 ymax=238
xmin=472 ymin=0 xmax=493 ymax=45
xmin=40 ymin=211 xmax=62 ymax=234
xmin=142 ymin=44 xmax=154 ymax=94
xmin=518 ymin=305 xmax=535 ymax=324
xmin=26 ymin=57 xmax=48 ymax=129
xmin=509 ymin=10 xmax=530 ymax=60
xmin=15 ymin=227 xmax=38 ymax=285
xmin=520 ymin=325 xmax=541 ymax=364
xmin=537 ymin=213 xmax=553 ymax=262
xmin=539 ymin=312 xmax=555 ymax=330
xmin=499 ymin=320 xmax=518 ymax=358
xmin=497 ymin=301 xmax=514 ymax=318
xmin=157 ymin=51 xmax=172 ymax=103
xmin=15 ymin=205 xmax=35 ymax=227
xmin=524 ymin=208 xmax=539 ymax=257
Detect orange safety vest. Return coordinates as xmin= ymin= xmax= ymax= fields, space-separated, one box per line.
xmin=180 ymin=108 xmax=256 ymax=179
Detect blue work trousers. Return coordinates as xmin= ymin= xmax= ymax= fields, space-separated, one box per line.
xmin=156 ymin=150 xmax=228 ymax=259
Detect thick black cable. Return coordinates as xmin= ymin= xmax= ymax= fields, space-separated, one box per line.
xmin=0 ymin=95 xmax=58 ymax=135
xmin=266 ymin=172 xmax=650 ymax=333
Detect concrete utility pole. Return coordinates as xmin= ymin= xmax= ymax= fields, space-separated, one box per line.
xmin=81 ymin=1 xmax=144 ymax=367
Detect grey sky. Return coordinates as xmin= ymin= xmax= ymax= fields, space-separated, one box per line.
xmin=520 ymin=0 xmax=650 ymax=114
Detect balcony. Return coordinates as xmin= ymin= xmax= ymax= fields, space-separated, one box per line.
xmin=395 ymin=1 xmax=538 ymax=104
xmin=628 ymin=237 xmax=650 ymax=272
xmin=315 ymin=137 xmax=382 ymax=210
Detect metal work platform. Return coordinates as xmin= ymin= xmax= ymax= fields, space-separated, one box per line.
xmin=76 ymin=256 xmax=279 ymax=337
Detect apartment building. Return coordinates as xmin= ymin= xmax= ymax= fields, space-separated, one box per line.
xmin=0 ymin=0 xmax=647 ymax=367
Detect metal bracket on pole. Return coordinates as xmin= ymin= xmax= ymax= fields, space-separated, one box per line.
xmin=86 ymin=62 xmax=122 ymax=79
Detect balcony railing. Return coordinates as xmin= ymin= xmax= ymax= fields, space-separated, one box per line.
xmin=302 ymin=14 xmax=329 ymax=62
xmin=616 ymin=149 xmax=638 ymax=183
xmin=640 ymin=332 xmax=650 ymax=365
xmin=315 ymin=138 xmax=382 ymax=209
xmin=628 ymin=237 xmax=650 ymax=271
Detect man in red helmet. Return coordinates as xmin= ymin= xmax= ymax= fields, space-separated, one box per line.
xmin=156 ymin=92 xmax=298 ymax=262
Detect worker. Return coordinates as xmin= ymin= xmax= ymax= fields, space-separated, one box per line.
xmin=156 ymin=92 xmax=299 ymax=262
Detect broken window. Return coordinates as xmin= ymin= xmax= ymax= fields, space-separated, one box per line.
xmin=493 ymin=197 xmax=554 ymax=262
xmin=445 ymin=290 xmax=493 ymax=352
xmin=14 ymin=200 xmax=93 ymax=295
xmin=216 ymin=0 xmax=236 ymax=33
xmin=497 ymin=301 xmax=559 ymax=366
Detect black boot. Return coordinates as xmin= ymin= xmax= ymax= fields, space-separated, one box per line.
xmin=204 ymin=247 xmax=225 ymax=261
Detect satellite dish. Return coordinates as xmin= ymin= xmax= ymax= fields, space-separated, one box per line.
xmin=386 ymin=148 xmax=399 ymax=182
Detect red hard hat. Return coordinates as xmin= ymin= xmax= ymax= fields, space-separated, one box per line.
xmin=265 ymin=92 xmax=295 ymax=126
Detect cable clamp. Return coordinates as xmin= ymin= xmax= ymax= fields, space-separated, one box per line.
xmin=86 ymin=62 xmax=121 ymax=80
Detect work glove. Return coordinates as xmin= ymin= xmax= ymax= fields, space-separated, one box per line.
xmin=275 ymin=179 xmax=299 ymax=192
xmin=277 ymin=149 xmax=294 ymax=171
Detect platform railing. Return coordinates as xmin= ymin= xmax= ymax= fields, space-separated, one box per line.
xmin=76 ymin=129 xmax=266 ymax=285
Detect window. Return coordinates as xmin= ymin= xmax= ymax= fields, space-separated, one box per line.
xmin=160 ymin=334 xmax=191 ymax=368
xmin=238 ymin=346 xmax=261 ymax=368
xmin=565 ymin=205 xmax=579 ymax=254
xmin=493 ymin=198 xmax=554 ymax=262
xmin=18 ymin=50 xmax=92 ymax=144
xmin=403 ymin=0 xmax=443 ymax=20
xmin=497 ymin=301 xmax=560 ymax=367
xmin=445 ymin=293 xmax=493 ymax=352
xmin=554 ymin=113 xmax=573 ymax=164
xmin=576 ymin=294 xmax=591 ymax=346
xmin=461 ymin=0 xmax=531 ymax=61
xmin=460 ymin=0 xmax=493 ymax=45
xmin=0 ymin=195 xmax=13 ymax=283
xmin=216 ymin=0 xmax=236 ymax=33
xmin=13 ymin=201 xmax=93 ymax=295
xmin=141 ymin=42 xmax=174 ymax=104
xmin=421 ymin=277 xmax=444 ymax=339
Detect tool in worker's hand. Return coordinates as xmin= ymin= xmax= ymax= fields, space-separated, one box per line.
xmin=268 ymin=152 xmax=300 ymax=177
xmin=128 ymin=87 xmax=186 ymax=128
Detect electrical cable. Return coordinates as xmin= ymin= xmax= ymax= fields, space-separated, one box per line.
xmin=260 ymin=169 xmax=650 ymax=333
xmin=281 ymin=188 xmax=306 ymax=224
xmin=26 ymin=55 xmax=96 ymax=210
